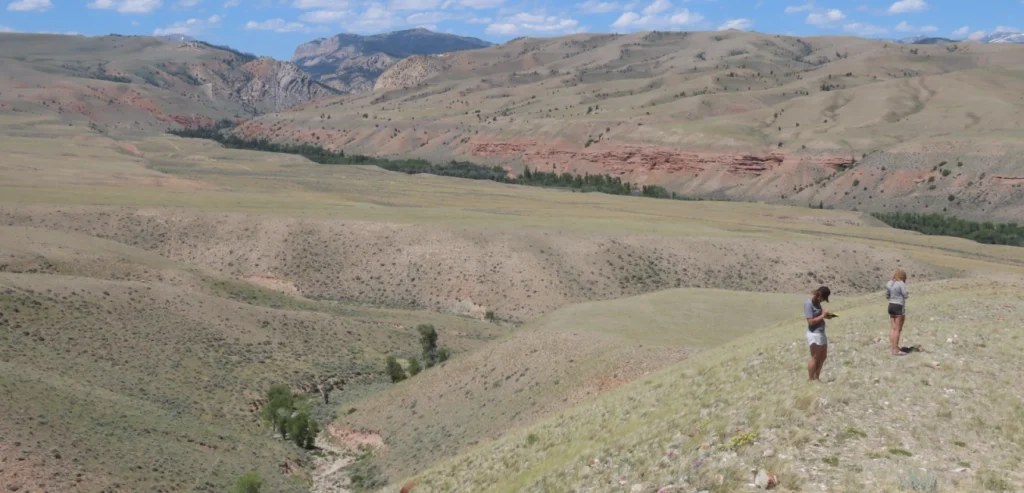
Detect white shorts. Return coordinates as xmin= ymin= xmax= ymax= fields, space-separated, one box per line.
xmin=806 ymin=331 xmax=827 ymax=347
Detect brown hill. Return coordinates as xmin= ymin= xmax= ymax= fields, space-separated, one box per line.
xmin=0 ymin=33 xmax=337 ymax=132
xmin=243 ymin=30 xmax=1024 ymax=221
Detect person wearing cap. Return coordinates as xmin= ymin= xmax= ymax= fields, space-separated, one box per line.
xmin=804 ymin=286 xmax=832 ymax=381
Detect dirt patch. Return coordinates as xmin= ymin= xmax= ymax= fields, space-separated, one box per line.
xmin=116 ymin=142 xmax=144 ymax=157
xmin=326 ymin=424 xmax=385 ymax=451
xmin=245 ymin=275 xmax=300 ymax=295
xmin=114 ymin=175 xmax=215 ymax=190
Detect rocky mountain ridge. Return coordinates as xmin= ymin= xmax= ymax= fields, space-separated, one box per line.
xmin=0 ymin=33 xmax=337 ymax=131
xmin=291 ymin=28 xmax=491 ymax=93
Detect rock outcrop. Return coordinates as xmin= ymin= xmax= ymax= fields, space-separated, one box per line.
xmin=238 ymin=57 xmax=339 ymax=112
xmin=292 ymin=28 xmax=490 ymax=94
xmin=374 ymin=54 xmax=454 ymax=91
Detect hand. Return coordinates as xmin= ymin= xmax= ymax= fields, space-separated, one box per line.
xmin=823 ymin=311 xmax=832 ymax=318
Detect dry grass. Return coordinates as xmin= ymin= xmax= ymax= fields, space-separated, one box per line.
xmin=0 ymin=226 xmax=505 ymax=492
xmin=325 ymin=288 xmax=806 ymax=484
xmin=394 ymin=278 xmax=1024 ymax=493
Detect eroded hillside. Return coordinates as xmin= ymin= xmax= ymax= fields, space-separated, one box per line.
xmin=0 ymin=33 xmax=337 ymax=132
xmin=244 ymin=30 xmax=1024 ymax=221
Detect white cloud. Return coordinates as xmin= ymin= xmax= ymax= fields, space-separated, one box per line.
xmin=88 ymin=0 xmax=162 ymax=14
xmin=719 ymin=18 xmax=752 ymax=31
xmin=952 ymin=26 xmax=969 ymax=37
xmin=610 ymin=6 xmax=702 ymax=30
xmin=967 ymin=30 xmax=986 ymax=41
xmin=642 ymin=0 xmax=670 ymax=15
xmin=894 ymin=20 xmax=936 ymax=33
xmin=784 ymin=2 xmax=813 ymax=14
xmin=465 ymin=15 xmax=491 ymax=23
xmin=223 ymin=0 xmax=240 ymax=6
xmin=177 ymin=0 xmax=201 ymax=6
xmin=299 ymin=9 xmax=349 ymax=22
xmin=0 ymin=25 xmax=14 ymax=32
xmin=843 ymin=22 xmax=888 ymax=36
xmin=994 ymin=25 xmax=1020 ymax=33
xmin=406 ymin=11 xmax=450 ymax=24
xmin=390 ymin=0 xmax=439 ymax=10
xmin=806 ymin=8 xmax=844 ymax=27
xmin=153 ymin=14 xmax=221 ymax=36
xmin=7 ymin=0 xmax=52 ymax=12
xmin=485 ymin=11 xmax=582 ymax=36
xmin=444 ymin=0 xmax=504 ymax=9
xmin=291 ymin=0 xmax=346 ymax=8
xmin=887 ymin=0 xmax=926 ymax=14
xmin=244 ymin=18 xmax=311 ymax=32
xmin=344 ymin=2 xmax=403 ymax=31
xmin=575 ymin=0 xmax=621 ymax=14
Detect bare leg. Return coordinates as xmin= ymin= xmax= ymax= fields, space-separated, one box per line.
xmin=808 ymin=345 xmax=817 ymax=380
xmin=895 ymin=315 xmax=906 ymax=352
xmin=889 ymin=316 xmax=899 ymax=354
xmin=814 ymin=344 xmax=828 ymax=380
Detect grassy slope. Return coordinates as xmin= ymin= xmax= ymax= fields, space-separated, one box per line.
xmin=0 ymin=226 xmax=507 ymax=492
xmin=328 ymin=289 xmax=805 ymax=484
xmin=395 ymin=278 xmax=1024 ymax=492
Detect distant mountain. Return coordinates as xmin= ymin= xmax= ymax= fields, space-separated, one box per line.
xmin=892 ymin=35 xmax=955 ymax=45
xmin=911 ymin=37 xmax=956 ymax=45
xmin=291 ymin=28 xmax=492 ymax=94
xmin=980 ymin=31 xmax=1024 ymax=44
xmin=893 ymin=35 xmax=929 ymax=44
xmin=156 ymin=34 xmax=197 ymax=42
xmin=896 ymin=32 xmax=1024 ymax=45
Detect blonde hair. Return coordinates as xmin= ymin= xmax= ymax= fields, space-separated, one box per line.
xmin=892 ymin=269 xmax=907 ymax=282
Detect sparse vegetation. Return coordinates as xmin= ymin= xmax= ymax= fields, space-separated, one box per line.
xmin=232 ymin=473 xmax=264 ymax=493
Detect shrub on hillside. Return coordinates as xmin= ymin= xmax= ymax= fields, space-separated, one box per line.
xmin=386 ymin=356 xmax=407 ymax=382
xmin=407 ymin=357 xmax=422 ymax=376
xmin=418 ymin=324 xmax=439 ymax=367
xmin=287 ymin=411 xmax=320 ymax=449
xmin=232 ymin=473 xmax=263 ymax=493
xmin=260 ymin=385 xmax=320 ymax=449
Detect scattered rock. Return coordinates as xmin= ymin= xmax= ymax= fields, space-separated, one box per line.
xmin=754 ymin=469 xmax=777 ymax=490
xmin=400 ymin=482 xmax=417 ymax=493
xmin=762 ymin=447 xmax=776 ymax=458
xmin=630 ymin=483 xmax=645 ymax=493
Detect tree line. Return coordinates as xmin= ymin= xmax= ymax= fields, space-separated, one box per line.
xmin=167 ymin=125 xmax=714 ymax=201
xmin=872 ymin=212 xmax=1023 ymax=246
xmin=261 ymin=384 xmax=320 ymax=449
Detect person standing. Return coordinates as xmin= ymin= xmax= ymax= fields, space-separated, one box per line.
xmin=804 ymin=286 xmax=831 ymax=381
xmin=886 ymin=269 xmax=909 ymax=356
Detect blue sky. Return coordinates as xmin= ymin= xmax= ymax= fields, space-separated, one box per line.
xmin=1 ymin=0 xmax=1021 ymax=59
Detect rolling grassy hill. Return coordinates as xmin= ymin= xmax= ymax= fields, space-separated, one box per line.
xmin=322 ymin=288 xmax=807 ymax=486
xmin=0 ymin=226 xmax=506 ymax=492
xmin=390 ymin=277 xmax=1024 ymax=492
